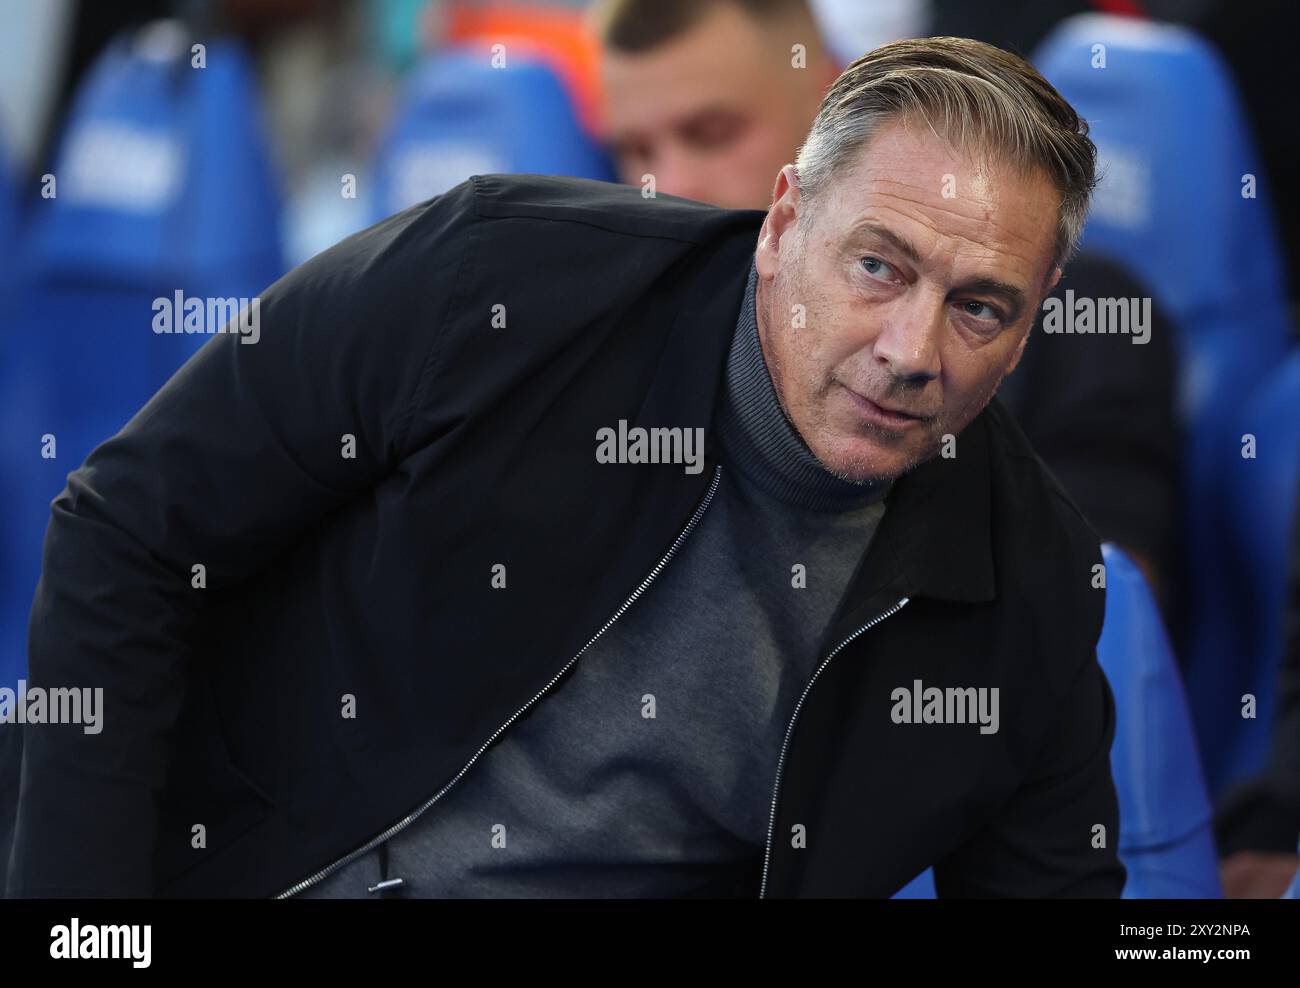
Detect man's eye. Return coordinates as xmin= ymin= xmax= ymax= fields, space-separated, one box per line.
xmin=860 ymin=256 xmax=896 ymax=280
xmin=684 ymin=115 xmax=744 ymax=150
xmin=961 ymin=300 xmax=1002 ymax=323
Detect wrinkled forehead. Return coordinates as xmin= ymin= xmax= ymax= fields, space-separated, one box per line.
xmin=807 ymin=119 xmax=1061 ymax=280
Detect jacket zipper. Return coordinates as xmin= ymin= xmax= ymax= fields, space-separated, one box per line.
xmin=759 ymin=595 xmax=910 ymax=898
xmin=275 ymin=462 xmax=724 ymax=898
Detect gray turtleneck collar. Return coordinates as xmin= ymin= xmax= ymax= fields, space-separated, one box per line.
xmin=716 ymin=257 xmax=892 ymax=513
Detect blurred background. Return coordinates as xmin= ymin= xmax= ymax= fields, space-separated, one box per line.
xmin=0 ymin=0 xmax=1296 ymax=899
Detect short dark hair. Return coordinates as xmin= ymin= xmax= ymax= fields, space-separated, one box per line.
xmin=591 ymin=0 xmax=816 ymax=54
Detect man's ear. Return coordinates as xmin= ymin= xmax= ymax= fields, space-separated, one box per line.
xmin=756 ymin=164 xmax=801 ymax=280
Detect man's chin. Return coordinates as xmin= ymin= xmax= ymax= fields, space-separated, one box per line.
xmin=809 ymin=434 xmax=928 ymax=487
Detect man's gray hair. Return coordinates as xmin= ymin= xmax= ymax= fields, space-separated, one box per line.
xmin=795 ymin=37 xmax=1098 ymax=269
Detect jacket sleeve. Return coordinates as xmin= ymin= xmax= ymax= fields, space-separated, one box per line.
xmin=933 ymin=652 xmax=1127 ymax=897
xmin=4 ymin=182 xmax=476 ymax=897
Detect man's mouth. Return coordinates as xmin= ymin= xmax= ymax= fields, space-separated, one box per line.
xmin=837 ymin=382 xmax=930 ymax=428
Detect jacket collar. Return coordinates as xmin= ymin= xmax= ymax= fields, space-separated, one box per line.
xmin=869 ymin=411 xmax=997 ymax=603
xmin=813 ymin=407 xmax=999 ymax=651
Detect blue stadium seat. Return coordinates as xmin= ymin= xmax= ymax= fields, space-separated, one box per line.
xmin=0 ymin=130 xmax=20 ymax=692
xmin=891 ymin=864 xmax=936 ymax=898
xmin=0 ymin=21 xmax=285 ymax=689
xmin=1096 ymin=543 xmax=1222 ymax=897
xmin=1034 ymin=15 xmax=1295 ymax=795
xmin=0 ymin=127 xmax=15 ymax=290
xmin=370 ymin=46 xmax=615 ymax=221
xmin=892 ymin=544 xmax=1221 ymax=898
xmin=1212 ymin=351 xmax=1300 ymax=788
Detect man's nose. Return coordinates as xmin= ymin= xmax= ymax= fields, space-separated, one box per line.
xmin=872 ymin=294 xmax=943 ymax=382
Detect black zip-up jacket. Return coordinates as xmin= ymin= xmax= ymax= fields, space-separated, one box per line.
xmin=2 ymin=173 xmax=1124 ymax=898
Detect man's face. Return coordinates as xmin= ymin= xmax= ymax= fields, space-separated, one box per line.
xmin=755 ymin=117 xmax=1062 ymax=484
xmin=600 ymin=3 xmax=830 ymax=210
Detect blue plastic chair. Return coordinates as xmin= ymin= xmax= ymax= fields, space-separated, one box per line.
xmin=893 ymin=544 xmax=1221 ymax=898
xmin=1033 ymin=15 xmax=1294 ymax=795
xmin=1095 ymin=544 xmax=1221 ymax=897
xmin=370 ymin=46 xmax=615 ymax=222
xmin=0 ymin=130 xmax=21 ymax=691
xmin=0 ymin=22 xmax=285 ymax=688
xmin=0 ymin=126 xmax=16 ymax=285
xmin=1211 ymin=351 xmax=1300 ymax=788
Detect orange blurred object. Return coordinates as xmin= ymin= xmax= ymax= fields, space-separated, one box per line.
xmin=445 ymin=3 xmax=605 ymax=139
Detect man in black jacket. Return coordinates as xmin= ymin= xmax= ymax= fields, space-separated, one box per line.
xmin=2 ymin=37 xmax=1124 ymax=898
xmin=596 ymin=0 xmax=1181 ymax=601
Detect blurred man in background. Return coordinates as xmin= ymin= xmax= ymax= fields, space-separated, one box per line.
xmin=596 ymin=0 xmax=838 ymax=210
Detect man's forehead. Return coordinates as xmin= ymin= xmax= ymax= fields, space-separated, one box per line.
xmin=834 ymin=200 xmax=1047 ymax=254
xmin=831 ymin=128 xmax=1014 ymax=211
xmin=600 ymin=7 xmax=788 ymax=124
xmin=817 ymin=129 xmax=1060 ymax=273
